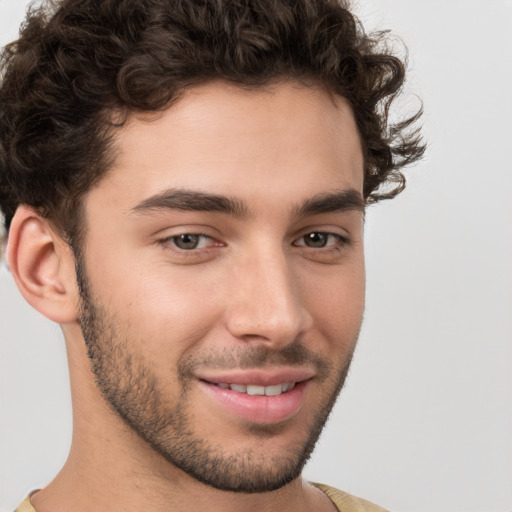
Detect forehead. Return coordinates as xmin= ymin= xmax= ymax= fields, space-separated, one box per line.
xmin=87 ymin=80 xmax=364 ymax=214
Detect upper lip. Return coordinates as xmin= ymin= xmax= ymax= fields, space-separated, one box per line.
xmin=195 ymin=367 xmax=315 ymax=386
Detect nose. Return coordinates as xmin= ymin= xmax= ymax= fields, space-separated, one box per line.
xmin=225 ymin=248 xmax=313 ymax=348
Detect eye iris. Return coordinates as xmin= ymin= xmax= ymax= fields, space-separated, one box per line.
xmin=174 ymin=234 xmax=200 ymax=250
xmin=305 ymin=232 xmax=327 ymax=248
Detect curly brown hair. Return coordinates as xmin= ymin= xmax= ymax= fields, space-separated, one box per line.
xmin=0 ymin=0 xmax=424 ymax=242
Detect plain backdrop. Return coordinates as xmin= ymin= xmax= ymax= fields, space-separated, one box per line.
xmin=1 ymin=1 xmax=511 ymax=511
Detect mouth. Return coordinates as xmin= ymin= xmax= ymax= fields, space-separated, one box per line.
xmin=197 ymin=370 xmax=311 ymax=424
xmin=212 ymin=382 xmax=296 ymax=396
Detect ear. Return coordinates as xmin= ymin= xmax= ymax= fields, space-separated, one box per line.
xmin=6 ymin=205 xmax=79 ymax=324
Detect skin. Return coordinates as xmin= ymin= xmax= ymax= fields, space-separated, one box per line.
xmin=8 ymin=80 xmax=365 ymax=512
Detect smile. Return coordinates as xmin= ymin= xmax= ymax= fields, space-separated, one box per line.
xmin=213 ymin=382 xmax=296 ymax=396
xmin=202 ymin=379 xmax=307 ymax=423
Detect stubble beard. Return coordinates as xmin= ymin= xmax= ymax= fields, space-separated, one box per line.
xmin=75 ymin=254 xmax=357 ymax=493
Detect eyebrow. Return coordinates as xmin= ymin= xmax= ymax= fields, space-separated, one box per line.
xmin=131 ymin=188 xmax=248 ymax=217
xmin=294 ymin=189 xmax=366 ymax=217
xmin=131 ymin=187 xmax=365 ymax=219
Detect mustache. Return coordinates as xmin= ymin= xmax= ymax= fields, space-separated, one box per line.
xmin=178 ymin=341 xmax=332 ymax=382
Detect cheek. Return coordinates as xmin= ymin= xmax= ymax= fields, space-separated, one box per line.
xmin=88 ymin=253 xmax=225 ymax=354
xmin=301 ymin=262 xmax=365 ymax=347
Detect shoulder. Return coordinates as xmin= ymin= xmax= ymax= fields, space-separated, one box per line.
xmin=14 ymin=485 xmax=389 ymax=512
xmin=13 ymin=495 xmax=36 ymax=512
xmin=312 ymin=482 xmax=390 ymax=512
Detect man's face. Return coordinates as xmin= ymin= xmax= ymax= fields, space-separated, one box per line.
xmin=76 ymin=81 xmax=365 ymax=492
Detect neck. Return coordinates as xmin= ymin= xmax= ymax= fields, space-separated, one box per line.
xmin=31 ymin=437 xmax=331 ymax=512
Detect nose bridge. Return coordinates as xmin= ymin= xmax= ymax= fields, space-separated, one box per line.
xmin=226 ymin=243 xmax=312 ymax=345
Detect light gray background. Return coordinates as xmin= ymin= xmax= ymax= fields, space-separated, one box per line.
xmin=1 ymin=1 xmax=511 ymax=511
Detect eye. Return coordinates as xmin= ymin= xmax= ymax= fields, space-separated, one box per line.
xmin=166 ymin=233 xmax=212 ymax=250
xmin=295 ymin=232 xmax=347 ymax=249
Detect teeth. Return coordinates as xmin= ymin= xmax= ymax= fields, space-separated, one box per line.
xmin=247 ymin=385 xmax=265 ymax=395
xmin=216 ymin=382 xmax=296 ymax=396
xmin=230 ymin=384 xmax=247 ymax=393
xmin=264 ymin=384 xmax=283 ymax=396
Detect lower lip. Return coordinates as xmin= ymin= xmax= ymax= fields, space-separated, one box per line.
xmin=199 ymin=380 xmax=308 ymax=424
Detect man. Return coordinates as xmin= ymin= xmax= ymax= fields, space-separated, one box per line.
xmin=0 ymin=0 xmax=424 ymax=511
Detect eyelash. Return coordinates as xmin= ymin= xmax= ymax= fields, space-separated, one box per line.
xmin=159 ymin=231 xmax=350 ymax=254
xmin=293 ymin=232 xmax=350 ymax=251
xmin=159 ymin=233 xmax=216 ymax=253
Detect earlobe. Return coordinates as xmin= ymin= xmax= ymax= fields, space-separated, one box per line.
xmin=6 ymin=205 xmax=79 ymax=324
